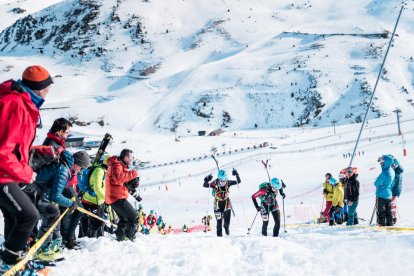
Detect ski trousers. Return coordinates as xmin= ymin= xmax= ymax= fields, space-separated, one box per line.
xmin=59 ymin=186 xmax=83 ymax=241
xmin=37 ymin=199 xmax=61 ymax=245
xmin=377 ymin=197 xmax=392 ymax=226
xmin=346 ymin=200 xmax=359 ymax=226
xmin=214 ymin=200 xmax=231 ymax=237
xmin=79 ymin=202 xmax=104 ymax=238
xmin=0 ymin=183 xmax=39 ymax=258
xmin=323 ymin=201 xmax=332 ymax=221
xmin=261 ymin=204 xmax=280 ymax=237
xmin=111 ymin=199 xmax=138 ymax=240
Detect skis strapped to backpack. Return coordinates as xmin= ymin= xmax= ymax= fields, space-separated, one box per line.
xmin=92 ymin=133 xmax=112 ymax=166
xmin=78 ymin=133 xmax=112 ymax=194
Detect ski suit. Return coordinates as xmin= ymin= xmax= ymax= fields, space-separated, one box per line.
xmin=252 ymin=185 xmax=283 ymax=237
xmin=203 ymin=175 xmax=241 ymax=237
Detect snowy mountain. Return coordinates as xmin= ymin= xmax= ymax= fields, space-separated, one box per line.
xmin=1 ymin=0 xmax=414 ymax=133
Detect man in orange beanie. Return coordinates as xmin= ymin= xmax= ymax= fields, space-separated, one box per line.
xmin=0 ymin=65 xmax=53 ymax=270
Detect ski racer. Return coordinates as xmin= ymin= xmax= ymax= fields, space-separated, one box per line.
xmin=251 ymin=178 xmax=285 ymax=236
xmin=203 ymin=169 xmax=241 ymax=236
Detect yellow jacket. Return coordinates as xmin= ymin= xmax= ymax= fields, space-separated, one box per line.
xmin=323 ymin=181 xmax=334 ymax=201
xmin=332 ymin=183 xmax=344 ymax=208
xmin=82 ymin=166 xmax=106 ymax=205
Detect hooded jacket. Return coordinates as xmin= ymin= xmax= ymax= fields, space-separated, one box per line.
xmin=391 ymin=159 xmax=404 ymax=197
xmin=0 ymin=80 xmax=39 ymax=184
xmin=374 ymin=155 xmax=395 ymax=200
xmin=105 ymin=156 xmax=138 ymax=204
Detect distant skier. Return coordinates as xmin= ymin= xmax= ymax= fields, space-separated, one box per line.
xmin=203 ymin=169 xmax=241 ymax=236
xmin=202 ymin=215 xmax=213 ymax=232
xmin=251 ymin=178 xmax=285 ymax=236
xmin=329 ymin=177 xmax=344 ymax=226
xmin=344 ymin=167 xmax=359 ymax=226
xmin=390 ymin=157 xmax=403 ymax=225
xmin=322 ymin=173 xmax=334 ymax=222
xmin=374 ymin=155 xmax=394 ymax=226
xmin=147 ymin=210 xmax=157 ymax=231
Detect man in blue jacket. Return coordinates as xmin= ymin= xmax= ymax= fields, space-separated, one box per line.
xmin=391 ymin=158 xmax=403 ymax=225
xmin=374 ymin=155 xmax=395 ymax=226
xmin=27 ymin=150 xmax=88 ymax=260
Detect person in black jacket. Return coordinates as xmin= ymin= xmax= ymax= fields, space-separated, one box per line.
xmin=42 ymin=118 xmax=72 ymax=151
xmin=203 ymin=169 xmax=240 ymax=236
xmin=344 ymin=167 xmax=360 ymax=226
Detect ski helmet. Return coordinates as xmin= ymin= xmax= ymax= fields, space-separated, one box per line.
xmin=329 ymin=178 xmax=338 ymax=186
xmin=271 ymin=178 xmax=282 ymax=190
xmin=150 ymin=210 xmax=154 ymax=215
xmin=217 ymin=170 xmax=228 ymax=181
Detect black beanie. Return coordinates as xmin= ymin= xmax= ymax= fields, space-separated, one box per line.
xmin=73 ymin=151 xmax=90 ymax=168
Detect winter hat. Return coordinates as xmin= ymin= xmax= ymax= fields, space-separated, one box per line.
xmin=217 ymin=170 xmax=228 ymax=181
xmin=329 ymin=178 xmax=338 ymax=185
xmin=22 ymin=65 xmax=53 ymax=90
xmin=73 ymin=151 xmax=90 ymax=169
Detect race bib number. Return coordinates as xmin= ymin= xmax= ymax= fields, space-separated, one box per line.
xmin=214 ymin=212 xmax=222 ymax=220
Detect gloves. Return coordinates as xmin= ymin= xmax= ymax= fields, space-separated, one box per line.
xmin=69 ymin=197 xmax=79 ymax=213
xmin=232 ymin=168 xmax=239 ymax=176
xmin=204 ymin=174 xmax=213 ymax=182
xmin=280 ymin=192 xmax=286 ymax=199
xmin=281 ymin=180 xmax=286 ymax=188
xmin=256 ymin=206 xmax=261 ymax=212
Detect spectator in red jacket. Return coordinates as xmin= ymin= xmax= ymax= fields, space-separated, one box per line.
xmin=105 ymin=149 xmax=139 ymax=241
xmin=0 ymin=65 xmax=53 ymax=268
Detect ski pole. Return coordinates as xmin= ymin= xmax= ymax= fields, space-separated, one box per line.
xmin=247 ymin=211 xmax=259 ymax=235
xmin=369 ymin=198 xmax=378 ymax=225
xmin=282 ymin=196 xmax=287 ymax=233
xmin=77 ymin=206 xmax=117 ymax=227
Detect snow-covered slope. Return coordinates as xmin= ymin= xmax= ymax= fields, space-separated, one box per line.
xmin=1 ymin=0 xmax=414 ymax=132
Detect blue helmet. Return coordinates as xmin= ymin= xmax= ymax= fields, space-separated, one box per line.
xmin=271 ymin=178 xmax=282 ymax=190
xmin=217 ymin=170 xmax=228 ymax=181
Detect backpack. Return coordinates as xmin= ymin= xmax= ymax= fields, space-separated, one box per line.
xmin=29 ymin=145 xmax=64 ymax=172
xmin=258 ymin=182 xmax=277 ymax=204
xmin=77 ymin=166 xmax=98 ymax=196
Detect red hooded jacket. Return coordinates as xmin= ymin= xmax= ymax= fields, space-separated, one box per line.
xmin=0 ymin=80 xmax=39 ymax=184
xmin=105 ymin=156 xmax=138 ymax=204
